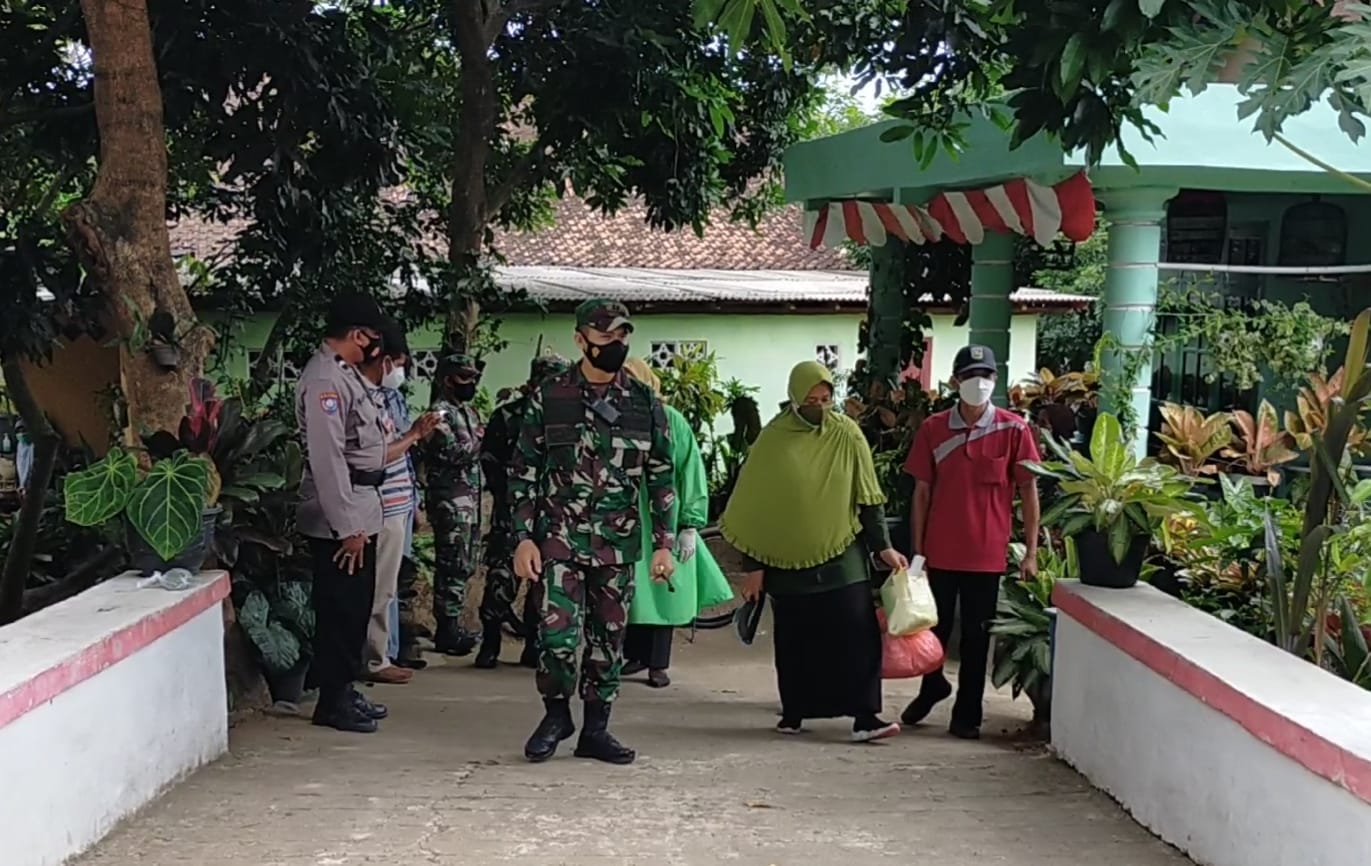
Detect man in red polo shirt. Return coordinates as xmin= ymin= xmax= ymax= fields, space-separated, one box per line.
xmin=901 ymin=344 xmax=1040 ymax=739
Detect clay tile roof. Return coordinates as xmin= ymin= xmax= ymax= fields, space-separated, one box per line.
xmin=494 ymin=196 xmax=856 ymax=271
xmin=168 ymin=193 xmax=851 ymax=272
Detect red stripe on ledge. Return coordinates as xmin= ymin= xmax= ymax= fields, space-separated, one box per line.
xmin=1054 ymin=586 xmax=1371 ymax=806
xmin=0 ymin=573 xmax=230 ymax=731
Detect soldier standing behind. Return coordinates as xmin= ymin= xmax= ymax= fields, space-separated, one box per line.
xmin=511 ymin=299 xmax=676 ymax=766
xmin=421 ymin=353 xmax=485 ymax=657
xmin=475 ymin=352 xmax=571 ymax=670
xmin=296 ymin=296 xmax=436 ymax=733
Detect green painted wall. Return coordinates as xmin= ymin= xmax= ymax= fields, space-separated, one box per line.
xmin=219 ymin=311 xmax=1042 ymax=430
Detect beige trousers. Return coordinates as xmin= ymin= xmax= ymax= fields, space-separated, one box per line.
xmin=365 ymin=512 xmax=408 ymax=673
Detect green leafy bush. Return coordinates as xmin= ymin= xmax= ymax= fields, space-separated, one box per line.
xmin=63 ymin=448 xmax=211 ymax=562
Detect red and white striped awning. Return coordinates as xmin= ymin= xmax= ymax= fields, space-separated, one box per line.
xmin=804 ymin=171 xmax=1096 ymax=249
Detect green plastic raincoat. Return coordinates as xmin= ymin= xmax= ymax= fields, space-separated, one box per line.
xmin=629 ymin=405 xmax=734 ymax=624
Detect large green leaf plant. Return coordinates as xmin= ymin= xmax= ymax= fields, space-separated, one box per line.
xmin=63 ymin=449 xmax=211 ymax=562
xmin=1027 ymin=412 xmax=1198 ymax=563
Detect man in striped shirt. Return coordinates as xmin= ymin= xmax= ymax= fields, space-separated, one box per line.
xmin=362 ymin=322 xmax=425 ymax=685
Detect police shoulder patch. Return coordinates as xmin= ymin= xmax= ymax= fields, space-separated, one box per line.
xmin=319 ymin=391 xmax=341 ymax=416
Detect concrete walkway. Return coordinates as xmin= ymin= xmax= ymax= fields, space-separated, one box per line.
xmin=79 ymin=624 xmax=1187 ymax=865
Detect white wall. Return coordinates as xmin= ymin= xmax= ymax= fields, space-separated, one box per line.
xmin=0 ymin=574 xmax=229 ymax=866
xmin=1053 ymin=582 xmax=1371 ymax=866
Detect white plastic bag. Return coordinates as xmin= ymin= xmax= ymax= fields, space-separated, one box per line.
xmin=879 ymin=555 xmax=938 ymax=636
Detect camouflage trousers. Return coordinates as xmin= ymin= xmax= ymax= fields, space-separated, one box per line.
xmin=428 ymin=498 xmax=480 ymax=623
xmin=536 ymin=561 xmax=636 ymax=704
xmin=480 ymin=527 xmax=521 ymax=628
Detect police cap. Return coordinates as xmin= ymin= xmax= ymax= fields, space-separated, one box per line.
xmin=326 ymin=294 xmax=388 ymax=336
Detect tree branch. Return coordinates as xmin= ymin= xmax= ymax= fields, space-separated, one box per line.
xmin=484 ymin=132 xmax=552 ymax=221
xmin=0 ymin=357 xmax=61 ymax=625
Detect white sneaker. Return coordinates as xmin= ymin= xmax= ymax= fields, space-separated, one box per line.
xmin=851 ymin=721 xmax=900 ymax=743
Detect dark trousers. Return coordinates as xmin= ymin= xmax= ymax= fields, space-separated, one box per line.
xmin=922 ymin=569 xmax=1001 ymax=727
xmin=623 ymin=624 xmax=673 ymax=670
xmin=308 ymin=536 xmax=378 ymax=699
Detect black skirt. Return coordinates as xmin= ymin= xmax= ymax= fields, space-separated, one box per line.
xmin=771 ymin=579 xmax=882 ymax=720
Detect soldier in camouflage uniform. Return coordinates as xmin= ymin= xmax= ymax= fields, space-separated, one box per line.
xmin=475 ymin=351 xmax=572 ymax=670
xmin=421 ymin=353 xmax=485 ymax=656
xmin=511 ymin=299 xmax=676 ymax=765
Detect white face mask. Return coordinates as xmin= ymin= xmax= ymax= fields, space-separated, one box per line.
xmin=958 ymin=376 xmax=994 ymax=407
xmin=382 ymin=362 xmax=405 ymax=390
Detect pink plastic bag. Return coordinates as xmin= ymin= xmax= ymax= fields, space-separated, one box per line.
xmin=876 ymin=610 xmax=944 ymax=679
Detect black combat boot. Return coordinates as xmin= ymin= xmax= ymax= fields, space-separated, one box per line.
xmin=312 ymin=687 xmax=378 ymax=734
xmin=473 ymin=621 xmax=502 ymax=669
xmin=434 ymin=616 xmax=477 ymax=656
xmin=524 ymin=698 xmax=576 ymax=763
xmin=573 ymin=701 xmax=635 ymax=765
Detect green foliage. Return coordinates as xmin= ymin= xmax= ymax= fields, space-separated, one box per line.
xmin=1028 ymin=413 xmax=1198 ymax=563
xmin=62 ymin=447 xmax=211 ymax=563
xmin=657 ymin=352 xmax=730 ymax=447
xmin=1156 ymin=283 xmax=1348 ymax=393
xmin=991 ymin=541 xmax=1076 ymax=726
xmin=1131 ymin=1 xmax=1371 ymax=143
xmin=1263 ymin=308 xmax=1371 ymax=657
xmin=125 ymin=452 xmax=212 ymax=563
xmin=63 ymin=449 xmax=139 ymax=528
xmin=237 ymin=588 xmax=306 ymax=674
xmin=1033 ymin=226 xmax=1107 ymax=373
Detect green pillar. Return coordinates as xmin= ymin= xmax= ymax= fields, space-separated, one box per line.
xmin=969 ymin=232 xmax=1015 ymax=405
xmin=1098 ymin=187 xmax=1177 ymax=457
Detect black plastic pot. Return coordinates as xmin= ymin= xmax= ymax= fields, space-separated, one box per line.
xmin=149 ymin=344 xmax=181 ymax=370
xmin=1075 ymin=528 xmax=1148 ymax=589
xmin=264 ymin=656 xmax=310 ymax=705
xmin=127 ymin=505 xmax=222 ymax=576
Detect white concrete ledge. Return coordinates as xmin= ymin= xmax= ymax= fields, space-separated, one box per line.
xmin=1051 ymin=580 xmax=1371 ymax=866
xmin=0 ymin=571 xmax=230 ymax=866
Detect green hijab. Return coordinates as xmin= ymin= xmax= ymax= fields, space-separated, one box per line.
xmin=719 ymin=361 xmax=885 ymax=569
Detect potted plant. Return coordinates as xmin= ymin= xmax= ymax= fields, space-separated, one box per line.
xmin=1027 ymin=412 xmax=1196 ymax=588
xmin=1156 ymin=402 xmax=1231 ymax=491
xmin=991 ymin=540 xmax=1073 ymax=737
xmin=62 ymin=447 xmax=215 ymax=574
xmin=1222 ymin=400 xmax=1299 ymax=489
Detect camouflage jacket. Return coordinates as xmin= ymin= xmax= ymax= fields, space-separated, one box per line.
xmin=421 ymin=398 xmax=484 ymax=508
xmin=481 ymin=392 xmax=527 ymax=530
xmin=509 ymin=365 xmax=675 ymax=566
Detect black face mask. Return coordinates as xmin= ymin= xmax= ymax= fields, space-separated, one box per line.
xmin=451 ymin=382 xmax=478 ymax=402
xmin=584 ymin=339 xmax=628 ymax=374
xmin=796 ymin=404 xmax=827 ymax=426
xmin=357 ymin=332 xmax=383 ymax=363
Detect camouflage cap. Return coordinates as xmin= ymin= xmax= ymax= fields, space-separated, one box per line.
xmin=575 ymin=298 xmax=633 ymax=334
xmin=529 ymin=352 xmax=571 ymax=381
xmin=435 ymin=352 xmax=481 ymax=380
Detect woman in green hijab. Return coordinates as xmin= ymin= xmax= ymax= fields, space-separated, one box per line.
xmin=720 ymin=361 xmax=908 ymax=742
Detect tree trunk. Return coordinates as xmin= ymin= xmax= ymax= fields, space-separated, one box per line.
xmin=0 ymin=358 xmax=60 ymax=625
xmin=445 ymin=1 xmax=501 ymax=354
xmin=61 ymin=0 xmax=211 ymax=443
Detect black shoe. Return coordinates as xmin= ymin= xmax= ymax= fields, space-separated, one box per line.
xmin=312 ymin=691 xmax=378 ymax=734
xmin=900 ymin=677 xmax=953 ymax=726
xmin=394 ymin=654 xmax=428 ymax=671
xmin=622 ymin=660 xmax=648 ymax=677
xmin=949 ymin=722 xmax=981 ymax=740
xmin=474 ymin=623 xmax=502 ymax=669
xmin=435 ymin=618 xmax=478 ymax=656
xmin=573 ymin=701 xmax=635 ymax=765
xmin=524 ymin=698 xmax=576 ymax=763
xmin=646 ymin=669 xmax=670 ymax=688
xmin=351 ymin=688 xmax=389 ymax=721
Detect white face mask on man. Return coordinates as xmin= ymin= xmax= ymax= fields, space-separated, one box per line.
xmin=382 ymin=362 xmax=406 ymax=390
xmin=958 ymin=376 xmax=995 ymax=407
